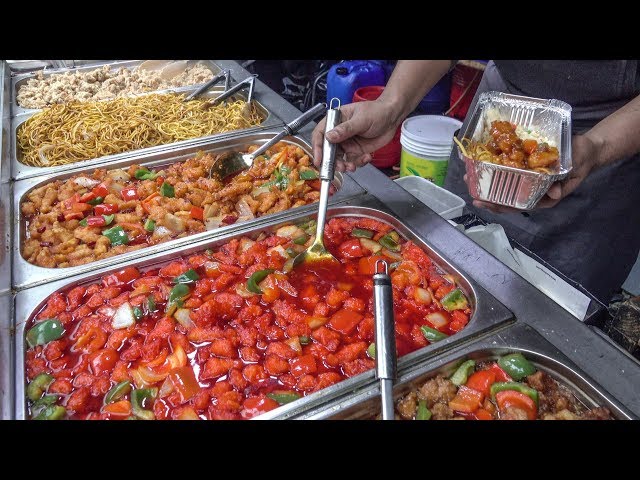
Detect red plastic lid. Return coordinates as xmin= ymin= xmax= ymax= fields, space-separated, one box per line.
xmin=353 ymin=85 xmax=385 ymax=102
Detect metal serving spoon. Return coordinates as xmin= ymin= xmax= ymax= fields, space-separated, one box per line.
xmin=291 ymin=98 xmax=342 ymax=268
xmin=209 ymin=102 xmax=327 ymax=180
xmin=373 ymin=259 xmax=397 ymax=420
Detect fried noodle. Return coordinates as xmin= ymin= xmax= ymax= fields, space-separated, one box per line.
xmin=17 ymin=93 xmax=264 ymax=167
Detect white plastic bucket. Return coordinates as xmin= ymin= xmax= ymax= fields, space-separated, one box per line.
xmin=399 ymin=115 xmax=462 ymax=186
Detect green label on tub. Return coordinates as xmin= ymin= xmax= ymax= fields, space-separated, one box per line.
xmin=400 ymin=150 xmax=449 ymax=186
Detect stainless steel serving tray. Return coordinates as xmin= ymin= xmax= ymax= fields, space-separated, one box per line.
xmin=13 ymin=201 xmax=513 ymax=420
xmin=10 ymin=60 xmax=222 ymax=118
xmin=11 ymin=80 xmax=282 ymax=181
xmin=0 ymin=293 xmax=14 ymax=420
xmin=13 ymin=132 xmax=362 ymax=290
xmin=295 ymin=323 xmax=635 ymax=420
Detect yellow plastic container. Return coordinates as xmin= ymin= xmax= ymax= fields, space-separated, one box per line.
xmin=399 ymin=115 xmax=462 ymax=186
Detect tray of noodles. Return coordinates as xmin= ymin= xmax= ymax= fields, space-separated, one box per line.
xmin=11 ymin=85 xmax=279 ymax=181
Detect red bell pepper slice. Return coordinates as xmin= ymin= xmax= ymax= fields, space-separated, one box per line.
xmin=92 ymin=182 xmax=109 ymax=198
xmin=64 ymin=211 xmax=85 ymax=221
xmin=103 ymin=400 xmax=132 ymax=417
xmin=358 ymin=256 xmax=380 ymax=276
xmin=85 ymin=216 xmax=106 ymax=227
xmin=465 ymin=370 xmax=496 ymax=397
xmin=488 ymin=362 xmax=512 ymax=382
xmin=474 ymin=408 xmax=494 ymax=420
xmin=328 ymin=308 xmax=364 ymax=334
xmin=71 ymin=202 xmax=93 ymax=213
xmin=495 ymin=390 xmax=537 ymax=420
xmin=103 ymin=266 xmax=142 ymax=287
xmin=338 ymin=238 xmax=365 ymax=259
xmin=121 ymin=187 xmax=139 ymax=201
xmin=79 ymin=192 xmax=97 ymax=203
xmin=448 ymin=385 xmax=483 ymax=413
xmin=64 ymin=193 xmax=81 ymax=210
xmin=190 ymin=206 xmax=204 ymax=221
xmin=94 ymin=203 xmax=119 ymax=215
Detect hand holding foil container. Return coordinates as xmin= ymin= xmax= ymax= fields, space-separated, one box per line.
xmin=456 ymin=92 xmax=572 ymax=210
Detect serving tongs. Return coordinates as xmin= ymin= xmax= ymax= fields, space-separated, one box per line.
xmin=183 ymin=69 xmax=231 ymax=102
xmin=373 ymin=259 xmax=397 ymax=420
xmin=290 ymin=98 xmax=342 ymax=269
xmin=209 ymin=101 xmax=327 ymax=180
xmin=202 ymin=74 xmax=258 ymax=108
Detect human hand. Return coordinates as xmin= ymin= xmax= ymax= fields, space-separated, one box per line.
xmin=467 ymin=133 xmax=604 ymax=214
xmin=311 ymin=100 xmax=401 ymax=173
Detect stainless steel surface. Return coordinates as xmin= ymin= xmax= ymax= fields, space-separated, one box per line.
xmin=1 ymin=63 xmax=11 ymax=295
xmin=458 ymin=91 xmax=572 ymax=210
xmin=13 ymin=201 xmax=513 ymax=420
xmin=347 ymin=163 xmax=640 ymax=415
xmin=320 ymin=99 xmax=341 ymax=181
xmin=10 ymin=60 xmax=222 ymax=117
xmin=184 ymin=69 xmax=230 ymax=101
xmin=373 ymin=260 xmax=396 ymax=420
xmin=292 ymin=101 xmax=341 ymax=268
xmin=210 ymin=102 xmax=327 ymax=179
xmin=13 ymin=132 xmax=362 ymax=290
xmin=11 ymin=83 xmax=280 ymax=181
xmin=0 ymin=293 xmax=14 ymax=420
xmin=297 ymin=323 xmax=635 ymax=420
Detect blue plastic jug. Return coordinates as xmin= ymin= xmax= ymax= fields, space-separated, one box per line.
xmin=326 ymin=61 xmax=386 ymax=106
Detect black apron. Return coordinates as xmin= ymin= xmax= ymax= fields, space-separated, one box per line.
xmin=444 ymin=60 xmax=640 ymax=302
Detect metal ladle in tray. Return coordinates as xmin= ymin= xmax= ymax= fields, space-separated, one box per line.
xmin=290 ymin=98 xmax=342 ymax=269
xmin=373 ymin=259 xmax=397 ymax=420
xmin=209 ymin=101 xmax=327 ymax=180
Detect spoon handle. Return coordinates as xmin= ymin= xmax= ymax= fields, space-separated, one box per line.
xmin=314 ymin=99 xmax=341 ymax=241
xmin=320 ymin=98 xmax=342 ymax=182
xmin=373 ymin=260 xmax=397 ymax=420
xmin=250 ymin=102 xmax=327 ymax=160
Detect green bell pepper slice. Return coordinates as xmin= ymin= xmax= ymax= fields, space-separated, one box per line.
xmin=103 ymin=214 xmax=115 ymax=226
xmin=27 ymin=373 xmax=54 ymax=401
xmin=416 ymin=399 xmax=432 ymax=420
xmin=267 ymin=391 xmax=301 ymax=405
xmin=247 ymin=269 xmax=275 ymax=294
xmin=367 ymin=342 xmax=376 ymax=359
xmin=32 ymin=394 xmax=59 ymax=411
xmin=168 ymin=283 xmax=190 ymax=308
xmin=490 ymin=381 xmax=539 ymax=406
xmin=441 ymin=288 xmax=469 ymax=312
xmin=87 ymin=196 xmax=104 ymax=206
xmin=144 ymin=218 xmax=155 ymax=232
xmin=147 ymin=295 xmax=156 ymax=312
xmin=173 ymin=269 xmax=200 ymax=284
xmin=133 ymin=307 xmax=143 ymax=319
xmin=299 ymin=335 xmax=311 ymax=345
xmin=134 ymin=168 xmax=158 ymax=180
xmin=378 ymin=233 xmax=401 ymax=252
xmin=299 ymin=169 xmax=318 ymax=180
xmin=420 ymin=325 xmax=449 ymax=343
xmin=497 ymin=353 xmax=536 ymax=381
xmin=450 ymin=359 xmax=476 ymax=386
xmin=102 ymin=226 xmax=129 ymax=246
xmin=79 ymin=218 xmax=88 ymax=227
xmin=351 ymin=228 xmax=374 ymax=239
xmin=104 ymin=380 xmax=132 ymax=404
xmin=159 ymin=182 xmax=175 ymax=198
xmin=26 ymin=319 xmax=65 ymax=348
xmin=33 ymin=405 xmax=66 ymax=420
xmin=131 ymin=388 xmax=158 ymax=420
xmin=293 ymin=235 xmax=308 ymax=245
